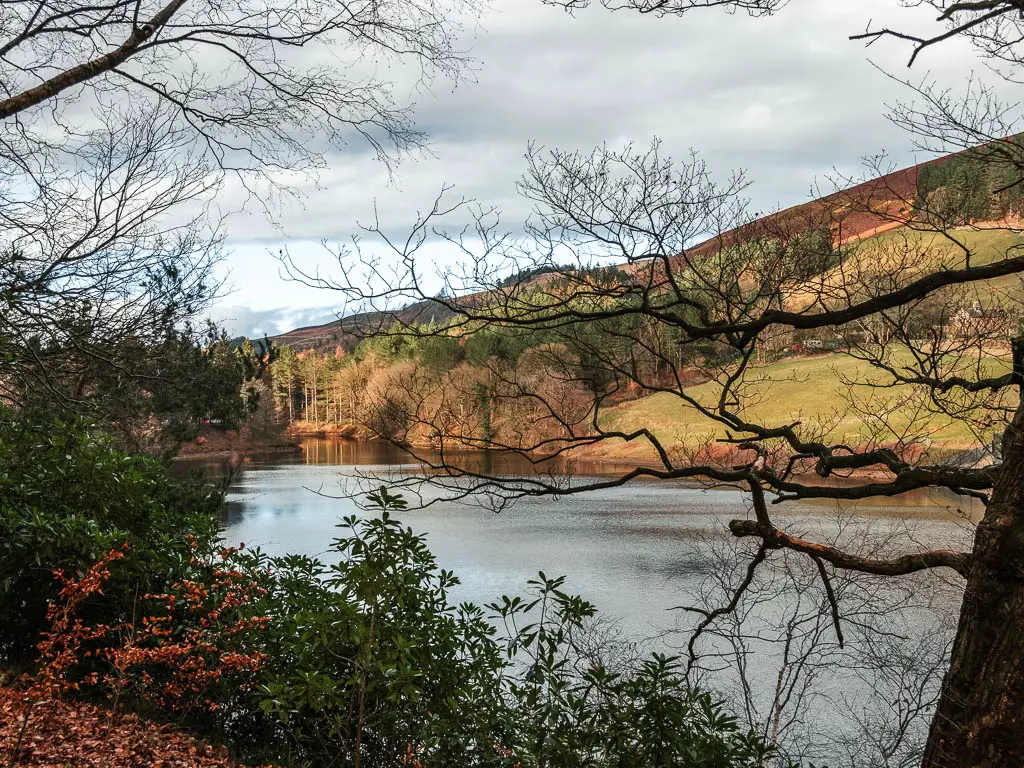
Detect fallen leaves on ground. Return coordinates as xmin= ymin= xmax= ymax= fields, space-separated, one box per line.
xmin=0 ymin=685 xmax=263 ymax=768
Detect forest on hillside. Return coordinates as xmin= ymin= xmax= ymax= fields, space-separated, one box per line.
xmin=915 ymin=137 xmax=1024 ymax=225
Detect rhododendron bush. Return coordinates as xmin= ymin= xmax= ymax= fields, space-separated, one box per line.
xmin=1 ymin=412 xmax=779 ymax=767
xmin=0 ymin=411 xmax=223 ymax=666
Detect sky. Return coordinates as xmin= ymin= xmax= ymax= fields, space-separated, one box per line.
xmin=207 ymin=0 xmax=994 ymax=338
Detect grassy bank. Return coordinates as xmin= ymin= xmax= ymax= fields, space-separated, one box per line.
xmin=592 ymin=351 xmax=1013 ymax=464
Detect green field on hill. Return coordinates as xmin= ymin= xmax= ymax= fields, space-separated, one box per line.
xmin=598 ymin=351 xmax=1014 ymax=460
xmin=593 ymin=225 xmax=1024 ymax=462
xmin=845 ymin=225 xmax=1024 ymax=288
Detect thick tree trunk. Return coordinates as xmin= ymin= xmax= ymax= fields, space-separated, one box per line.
xmin=922 ymin=401 xmax=1024 ymax=766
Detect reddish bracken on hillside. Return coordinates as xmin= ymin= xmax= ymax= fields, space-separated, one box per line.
xmin=687 ymin=158 xmax=935 ymax=257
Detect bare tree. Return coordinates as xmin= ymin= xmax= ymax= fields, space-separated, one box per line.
xmin=284 ymin=128 xmax=1024 ymax=767
xmin=279 ymin=3 xmax=1024 ymax=765
xmin=0 ymin=0 xmax=478 ymax=436
xmin=0 ymin=0 xmax=474 ymax=173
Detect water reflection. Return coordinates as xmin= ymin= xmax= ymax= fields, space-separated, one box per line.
xmin=297 ymin=437 xmax=658 ymax=479
xmin=208 ymin=438 xmax=970 ymax=763
xmin=205 ymin=438 xmax=978 ymax=630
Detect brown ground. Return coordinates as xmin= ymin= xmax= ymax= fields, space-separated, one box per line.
xmin=285 ymin=421 xmax=360 ymax=439
xmin=176 ymin=425 xmax=301 ymax=459
xmin=0 ymin=686 xmax=264 ymax=768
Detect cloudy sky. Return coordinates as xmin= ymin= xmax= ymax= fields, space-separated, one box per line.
xmin=208 ymin=0 xmax=993 ymax=338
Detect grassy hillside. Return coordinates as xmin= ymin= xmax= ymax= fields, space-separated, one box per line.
xmin=596 ymin=351 xmax=1014 ymax=463
xmin=591 ymin=224 xmax=1023 ymax=462
xmin=841 ymin=224 xmax=1022 ymax=272
xmin=784 ymin=225 xmax=1024 ymax=311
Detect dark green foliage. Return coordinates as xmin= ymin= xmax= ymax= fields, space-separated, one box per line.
xmin=787 ymin=226 xmax=838 ymax=280
xmin=234 ymin=335 xmax=278 ymax=415
xmin=242 ymin=489 xmax=513 ymax=766
xmin=464 ymin=328 xmax=529 ymax=366
xmin=353 ymin=331 xmax=417 ymax=363
xmin=354 ymin=326 xmax=466 ymax=369
xmin=214 ymin=489 xmax=780 ymax=767
xmin=497 ymin=264 xmax=569 ymax=288
xmin=0 ymin=408 xmax=222 ymax=667
xmin=915 ymin=142 xmax=1024 ymax=225
xmin=490 ymin=573 xmax=777 ymax=768
xmin=131 ymin=325 xmax=269 ymax=444
xmin=1 ymin=242 xmax=220 ymax=446
xmin=476 ymin=382 xmax=495 ymax=442
xmin=416 ymin=334 xmax=464 ymax=371
xmin=13 ymin=321 xmax=264 ymax=453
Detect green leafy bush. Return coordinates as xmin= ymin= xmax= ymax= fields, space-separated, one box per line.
xmin=218 ymin=488 xmax=779 ymax=767
xmin=0 ymin=408 xmax=222 ymax=666
xmin=227 ymin=488 xmax=512 ymax=766
xmin=491 ymin=573 xmax=775 ymax=767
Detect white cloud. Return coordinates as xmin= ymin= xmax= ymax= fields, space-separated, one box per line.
xmin=210 ymin=0 xmax=1005 ymax=336
xmin=207 ymin=301 xmax=341 ymax=339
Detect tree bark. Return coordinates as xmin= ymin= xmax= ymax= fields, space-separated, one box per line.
xmin=0 ymin=0 xmax=187 ymax=120
xmin=922 ymin=399 xmax=1024 ymax=766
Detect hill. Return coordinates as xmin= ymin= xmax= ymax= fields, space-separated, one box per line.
xmin=263 ymin=144 xmax=1024 ymax=460
xmin=688 ymin=156 xmax=928 ymax=256
xmin=272 ymin=149 xmax=981 ymax=353
xmin=272 ymin=300 xmax=458 ymax=353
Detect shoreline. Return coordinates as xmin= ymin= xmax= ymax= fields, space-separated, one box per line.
xmin=305 ymin=433 xmax=992 ymax=484
xmin=178 ymin=426 xmax=992 ymax=486
xmin=175 ymin=425 xmax=302 ymax=461
xmin=173 ymin=443 xmax=303 ymax=461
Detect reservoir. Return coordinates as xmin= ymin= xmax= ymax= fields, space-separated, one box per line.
xmin=210 ymin=439 xmax=976 ymax=633
xmin=198 ymin=438 xmax=977 ymax=764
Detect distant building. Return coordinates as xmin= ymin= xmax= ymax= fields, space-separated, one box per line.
xmin=951 ymin=302 xmax=1016 ymax=339
xmin=802 ymin=338 xmax=844 ymax=351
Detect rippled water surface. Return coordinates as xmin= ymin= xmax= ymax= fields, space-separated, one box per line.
xmin=191 ymin=439 xmax=978 ymax=639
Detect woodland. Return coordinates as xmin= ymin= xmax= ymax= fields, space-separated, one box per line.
xmin=3 ymin=1 xmax=1024 ymax=768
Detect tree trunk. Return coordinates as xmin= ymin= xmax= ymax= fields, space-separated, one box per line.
xmin=313 ymin=374 xmax=319 ymax=430
xmin=922 ymin=400 xmax=1024 ymax=766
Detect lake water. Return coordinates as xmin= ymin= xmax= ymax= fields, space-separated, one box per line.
xmin=194 ymin=438 xmax=977 ymax=763
xmin=206 ymin=439 xmax=977 ymax=640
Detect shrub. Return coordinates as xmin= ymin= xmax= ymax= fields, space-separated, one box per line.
xmin=491 ymin=573 xmax=777 ymax=767
xmin=2 ymin=413 xmax=780 ymax=768
xmin=227 ymin=489 xmax=780 ymax=767
xmin=240 ymin=487 xmax=512 ymax=766
xmin=0 ymin=408 xmax=222 ymax=666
